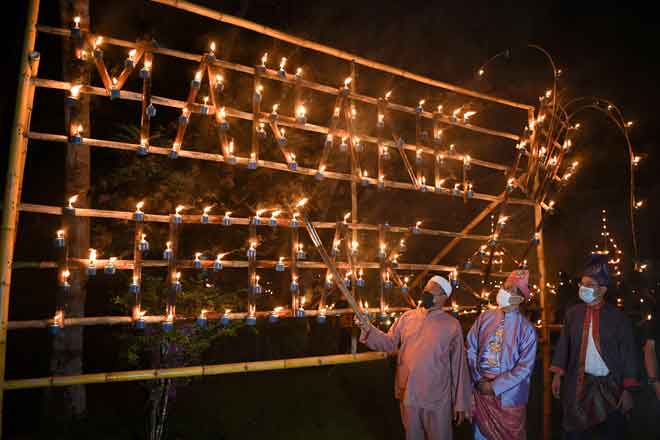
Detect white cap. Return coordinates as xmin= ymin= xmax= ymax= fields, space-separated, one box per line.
xmin=426 ymin=275 xmax=452 ymax=297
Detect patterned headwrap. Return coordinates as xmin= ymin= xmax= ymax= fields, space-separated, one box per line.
xmin=581 ymin=254 xmax=611 ymax=286
xmin=504 ymin=269 xmax=530 ymax=299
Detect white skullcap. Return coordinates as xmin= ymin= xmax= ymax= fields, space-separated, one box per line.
xmin=426 ymin=275 xmax=452 ymax=297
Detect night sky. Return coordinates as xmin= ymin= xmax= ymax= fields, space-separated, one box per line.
xmin=3 ymin=0 xmax=658 ymax=285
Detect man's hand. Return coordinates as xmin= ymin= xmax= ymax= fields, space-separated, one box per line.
xmin=551 ymin=373 xmax=561 ymax=399
xmin=477 ymin=380 xmax=495 ymax=395
xmin=617 ymin=389 xmax=634 ymax=414
xmin=453 ymin=410 xmax=465 ymax=425
xmin=354 ymin=314 xmax=371 ymax=331
xmin=654 ymin=382 xmax=660 ymax=400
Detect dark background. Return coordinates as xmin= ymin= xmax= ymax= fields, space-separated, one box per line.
xmin=2 ymin=1 xmax=659 ymax=439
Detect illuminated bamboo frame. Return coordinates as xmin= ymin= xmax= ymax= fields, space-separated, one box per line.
xmin=0 ymin=2 xmax=551 ymax=437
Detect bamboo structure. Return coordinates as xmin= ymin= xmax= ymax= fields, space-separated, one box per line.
xmin=0 ymin=2 xmax=563 ymax=438
xmin=0 ymin=0 xmax=40 ymax=432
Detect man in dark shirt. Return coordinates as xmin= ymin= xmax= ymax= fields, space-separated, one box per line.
xmin=550 ymin=254 xmax=639 ymax=439
xmin=643 ymin=311 xmax=660 ymax=438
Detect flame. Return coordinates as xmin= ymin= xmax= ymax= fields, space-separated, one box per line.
xmin=128 ymin=49 xmax=137 ymax=59
xmin=463 ymin=111 xmax=476 ymax=120
xmin=297 ymin=105 xmax=306 ymax=117
xmin=141 ymin=233 xmax=147 ymax=241
xmin=70 ymin=84 xmax=82 ymax=98
xmin=210 ymin=41 xmax=216 ymax=52
xmin=416 ymin=221 xmax=422 ymax=228
xmin=273 ymin=306 xmax=283 ymax=314
xmin=203 ymin=96 xmax=209 ymax=105
xmin=216 ymin=74 xmax=224 ymax=84
xmin=256 ymin=209 xmax=266 ymax=216
xmin=296 ymin=67 xmax=302 ymax=76
xmin=344 ymin=77 xmax=353 ymax=87
xmin=300 ymin=297 xmax=306 ymax=307
xmin=175 ymin=205 xmax=185 ymax=215
xmin=228 ymin=140 xmax=234 ymax=154
xmin=224 ymin=309 xmax=232 ymax=315
xmin=112 ymin=77 xmax=118 ymax=86
xmin=68 ymin=195 xmax=78 ymax=207
xmin=452 ymin=108 xmax=462 ymax=117
xmin=295 ymin=198 xmax=308 ymax=208
xmin=88 ymin=248 xmax=97 ymax=262
xmin=363 ymin=170 xmax=368 ymax=178
xmin=200 ymin=309 xmax=208 ymax=319
xmin=194 ymin=70 xmax=203 ymax=81
xmin=385 ymin=90 xmax=392 ymax=100
xmin=73 ymin=16 xmax=81 ymax=26
xmin=166 ymin=241 xmax=172 ymax=249
xmin=216 ymin=252 xmax=228 ymax=260
xmin=279 ymin=57 xmax=287 ymax=69
xmin=62 ymin=269 xmax=70 ymax=279
xmin=271 ymin=210 xmax=280 ymax=218
xmin=418 ymin=99 xmax=425 ymax=107
xmin=57 ymin=229 xmax=65 ymax=238
xmin=109 ymin=256 xmax=117 ymax=263
xmin=256 ymin=84 xmax=263 ymax=93
xmin=343 ymin=212 xmax=351 ymax=222
xmin=174 ymin=271 xmax=181 ymax=281
xmin=133 ymin=275 xmax=139 ymax=284
xmin=279 ymin=256 xmax=284 ymax=263
xmin=261 ymin=52 xmax=268 ymax=65
xmin=203 ymin=206 xmax=213 ymax=214
xmin=195 ymin=252 xmax=202 ymax=260
xmin=478 ymin=68 xmax=485 ymax=76
xmin=272 ymin=103 xmax=279 ymax=113
xmin=219 ymin=106 xmax=227 ymax=119
xmin=143 ymin=60 xmax=152 ymax=70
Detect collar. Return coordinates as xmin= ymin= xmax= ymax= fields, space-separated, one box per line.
xmin=586 ymin=301 xmax=604 ymax=311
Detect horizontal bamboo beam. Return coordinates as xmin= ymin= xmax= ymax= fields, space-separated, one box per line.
xmin=147 ymin=0 xmax=534 ymax=112
xmin=31 ymin=77 xmax=512 ymax=172
xmin=27 ymin=131 xmax=533 ymax=206
xmin=37 ymin=24 xmax=524 ymax=141
xmin=12 ymin=257 xmax=510 ymax=277
xmin=7 ymin=306 xmax=416 ymax=330
xmin=18 ymin=203 xmax=529 ymax=244
xmin=3 ymin=352 xmax=389 ymax=390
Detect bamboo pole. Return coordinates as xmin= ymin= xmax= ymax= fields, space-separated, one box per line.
xmin=28 ymin=131 xmax=530 ymax=206
xmin=149 ymin=0 xmax=533 ymax=113
xmin=4 ymin=352 xmax=389 ymax=390
xmin=17 ymin=203 xmax=529 ymax=244
xmin=535 ymin=203 xmax=552 ymax=440
xmin=8 ymin=306 xmax=418 ymax=330
xmin=0 ymin=0 xmax=40 ymax=433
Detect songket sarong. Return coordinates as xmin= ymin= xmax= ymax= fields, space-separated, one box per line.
xmin=473 ymin=392 xmax=526 ymax=440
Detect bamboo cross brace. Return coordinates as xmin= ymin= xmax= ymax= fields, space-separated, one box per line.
xmin=301 ymin=212 xmax=368 ymax=325
xmin=394 ymin=136 xmax=418 ymax=186
xmin=321 ymin=222 xmax=345 ymax=308
xmin=139 ymin=51 xmax=153 ymax=147
xmin=268 ymin=121 xmax=294 ymax=165
xmin=87 ymin=36 xmax=113 ymax=90
xmin=342 ymin=102 xmax=363 ymax=180
xmin=115 ymin=48 xmax=144 ymax=90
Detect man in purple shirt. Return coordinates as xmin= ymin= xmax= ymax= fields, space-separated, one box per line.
xmin=467 ymin=269 xmax=538 ymax=440
xmin=358 ymin=275 xmax=471 ymax=439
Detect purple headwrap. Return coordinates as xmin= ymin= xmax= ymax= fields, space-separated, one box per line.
xmin=581 ymin=254 xmax=611 ymax=286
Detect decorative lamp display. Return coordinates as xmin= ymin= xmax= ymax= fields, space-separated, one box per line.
xmin=64 ymin=195 xmax=78 ymax=216
xmin=324 ymin=274 xmax=334 ymax=289
xmin=138 ymin=233 xmax=149 ymax=253
xmin=87 ymin=248 xmax=97 ymax=276
xmin=54 ymin=229 xmax=66 ymax=248
xmin=342 ymin=77 xmax=352 ymax=96
xmin=163 ymin=241 xmax=174 ymax=260
xmin=270 ymin=104 xmax=279 ymax=121
xmin=401 ymin=276 xmax=410 ymax=294
xmin=196 ymin=309 xmax=208 ymax=328
xmin=252 ymin=275 xmax=262 ymax=294
xmin=295 ymin=297 xmax=306 ymax=318
xmin=275 ymin=256 xmax=285 ymax=272
xmin=269 ymin=306 xmax=283 ymax=323
xmin=296 ymin=243 xmax=306 ymax=260
xmin=213 ymin=253 xmax=225 ymax=271
xmin=247 ymin=241 xmax=257 ymax=258
xmin=179 ymin=107 xmax=190 ymax=125
xmin=384 ymin=271 xmax=393 ymax=289
xmin=339 ymin=136 xmax=348 ymax=152
xmin=133 ymin=201 xmax=145 ymax=221
xmin=139 ymin=59 xmax=152 ymax=79
xmin=193 ymin=252 xmax=203 ymax=269
xmin=49 ymin=310 xmax=65 ymax=335
xmin=269 ymin=210 xmax=280 ymax=227
xmin=217 ymin=107 xmax=230 ymax=130
xmin=137 ymin=138 xmax=149 ymax=156
xmin=104 ymin=257 xmax=117 ymax=275
xmin=171 ymin=272 xmax=183 ymax=293
xmin=278 ymin=57 xmax=287 ymax=78
xmin=222 ymin=211 xmax=232 ymax=226
xmin=248 ymin=152 xmax=257 ymax=169
xmin=220 ymin=309 xmax=232 ymax=326
xmin=201 ymin=206 xmax=212 ymax=224
xmin=412 ymin=221 xmax=422 ymax=234
xmin=296 ymin=104 xmax=307 ymax=124
xmin=356 ymin=268 xmax=365 ymax=287
xmin=290 ymin=275 xmax=299 ymax=293
xmin=125 ymin=48 xmax=137 ymax=69
xmin=129 ymin=275 xmax=140 ymax=294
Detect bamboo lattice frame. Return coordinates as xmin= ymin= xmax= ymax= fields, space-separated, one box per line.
xmin=0 ymin=1 xmax=549 ymax=432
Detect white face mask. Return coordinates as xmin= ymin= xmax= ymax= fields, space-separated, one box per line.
xmin=579 ymin=285 xmax=597 ymax=304
xmin=496 ymin=289 xmax=512 ymax=308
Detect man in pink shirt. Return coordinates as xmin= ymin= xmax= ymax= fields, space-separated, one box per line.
xmin=358 ymin=275 xmax=471 ymax=439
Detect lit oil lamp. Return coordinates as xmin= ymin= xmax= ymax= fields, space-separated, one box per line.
xmin=416 ymin=99 xmax=425 ymax=114
xmin=133 ymin=201 xmax=145 ymax=221
xmin=415 ymin=149 xmax=423 ymax=165
xmin=124 ymin=48 xmax=137 ymax=69
xmin=171 ymin=272 xmax=182 ymax=293
xmin=110 ymin=77 xmax=120 ymax=100
xmin=64 ymin=195 xmax=78 ymax=216
xmin=342 ymin=77 xmax=352 ymax=96
xmin=254 ymin=84 xmax=263 ymax=104
xmin=449 ymin=268 xmax=459 ymax=288
xmin=248 ymin=152 xmax=257 ymax=170
xmin=257 ymin=122 xmax=267 ymax=140
xmin=384 ymin=271 xmax=393 ymax=289
xmin=257 ymin=52 xmax=268 ymax=74
xmin=290 ymin=212 xmax=300 ymax=228
xmin=419 ymin=176 xmax=427 ymax=192
xmin=215 ymin=74 xmax=225 ymax=93
xmin=201 ymin=206 xmax=212 ymax=224
xmin=354 ymin=136 xmax=364 ymax=153
xmin=288 ymin=151 xmax=297 ymax=171
xmin=381 ymin=145 xmax=390 ymax=160
xmin=252 ymin=275 xmax=262 ymax=294
xmin=452 ymin=183 xmax=462 ymax=197
xmin=196 ymin=309 xmax=208 ymax=328
xmin=295 ymin=297 xmax=306 ymax=318
xmin=133 ymin=307 xmax=146 ymax=330
xmin=60 ymin=269 xmax=71 ymax=293
xmin=246 ymin=305 xmax=257 ymax=326
xmin=247 ymin=240 xmax=257 ymax=258
xmin=270 ymin=103 xmax=279 ymax=121
xmin=331 ymin=239 xmax=341 ymax=257
xmin=377 ymin=113 xmax=385 ymax=128
xmin=363 ymin=301 xmax=371 ymax=319
xmin=333 ymin=106 xmax=341 ymax=119
xmin=129 ymin=275 xmax=140 ymax=294
xmin=401 ymin=276 xmax=409 ymax=294
xmin=191 ymin=70 xmax=203 ymax=89
xmin=278 ymin=57 xmax=287 ymax=78
xmin=324 ymin=274 xmax=334 ymax=289
xmin=290 ymin=275 xmax=300 ymax=293
xmin=104 ymin=257 xmax=117 ymax=275
xmin=139 ymin=59 xmax=152 ymax=79
xmin=269 ymin=210 xmax=280 ymax=227
xmin=399 ymin=238 xmax=407 ymax=252
xmin=412 ymin=221 xmax=422 ymax=234
xmin=275 ymin=256 xmax=285 ymax=272
xmin=339 ymin=136 xmax=348 ymax=153
xmin=200 ymin=96 xmax=210 ymax=115
xmin=67 ymin=84 xmax=82 ymax=106
xmin=278 ymin=128 xmax=288 ymax=147
xmin=162 ymin=307 xmax=175 ymax=332
xmin=193 ymin=252 xmax=203 ymax=270
xmin=139 ymin=233 xmax=149 ymax=253
xmin=54 ymin=229 xmax=66 ymax=248
xmin=356 ymin=268 xmax=365 ymax=288
xmin=315 ymin=165 xmax=326 ymax=181
xmin=179 ymin=107 xmax=190 ymax=125
xmin=296 ymin=242 xmax=306 ymax=260
xmin=213 ymin=253 xmax=225 ymax=271
xmin=350 ymin=240 xmax=359 ymax=256
xmin=222 ymin=211 xmax=232 ymax=226
xmin=343 ymin=271 xmax=351 ymax=288
xmin=465 ymin=182 xmax=474 ymax=199
xmin=49 ymin=310 xmax=65 ymax=335
xmin=361 ymin=170 xmax=370 ymax=187
xmin=433 ymin=128 xmax=443 ymax=146
xmin=137 ymin=137 xmax=149 ymax=156
xmin=378 ymin=242 xmax=387 ymax=260
xmin=172 ymin=205 xmax=184 ymax=224
xmin=378 ymin=174 xmax=385 ymax=190
xmin=207 ymin=41 xmax=217 ymax=62
xmin=87 ymin=248 xmax=97 ymax=276
xmin=269 ymin=306 xmax=283 ymax=323
xmin=217 ymin=106 xmax=230 ymax=130
xmin=220 ymin=309 xmax=232 ymax=326
xmin=296 ymin=104 xmax=307 ymax=124
xmin=70 ymin=15 xmax=81 ymax=37
xmin=435 ymin=178 xmax=446 ymax=194
xmin=448 ymin=144 xmax=457 ymax=156
xmin=295 ymin=67 xmax=303 ymax=80
xmin=379 ymin=305 xmax=390 ymax=322
xmin=69 ymin=123 xmax=83 ymax=145
xmin=163 ymin=241 xmax=174 ymax=260
xmin=225 ymin=140 xmax=236 ymax=165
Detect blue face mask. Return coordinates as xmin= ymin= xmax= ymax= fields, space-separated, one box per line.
xmin=421 ymin=292 xmax=435 ymax=309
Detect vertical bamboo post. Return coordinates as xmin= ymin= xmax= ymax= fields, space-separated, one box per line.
xmin=132 ymin=222 xmax=145 ymax=320
xmin=138 ymin=51 xmax=153 ymax=153
xmin=247 ymin=223 xmax=257 ymax=320
xmin=378 ymin=225 xmax=386 ymax=315
xmin=0 ymin=0 xmax=40 ymax=433
xmin=535 ymin=203 xmax=551 ymax=440
xmin=290 ymin=227 xmax=300 ymax=312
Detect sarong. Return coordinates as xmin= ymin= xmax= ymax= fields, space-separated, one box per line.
xmin=564 ymin=373 xmax=620 ymax=432
xmin=473 ymin=392 xmax=526 ymax=440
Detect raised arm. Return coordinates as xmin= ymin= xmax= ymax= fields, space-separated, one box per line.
xmin=359 ymin=312 xmax=406 ymax=353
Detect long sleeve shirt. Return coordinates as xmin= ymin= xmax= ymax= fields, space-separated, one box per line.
xmin=550 ymin=303 xmax=639 ymax=400
xmin=360 ymin=307 xmax=471 ymax=413
xmin=466 ymin=308 xmax=538 ymax=407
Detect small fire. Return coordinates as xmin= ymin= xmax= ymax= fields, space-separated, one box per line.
xmin=385 ymin=90 xmax=392 ymax=100
xmin=194 ymin=70 xmax=203 ymax=82
xmin=261 ymin=52 xmax=268 ymax=65
xmin=67 ymin=195 xmax=78 ymax=208
xmin=136 ymin=201 xmax=144 ymax=211
xmin=203 ymin=206 xmax=213 ymax=215
xmin=70 ymin=84 xmax=82 ymax=98
xmin=295 ymin=198 xmax=308 ymax=208
xmin=175 ymin=205 xmax=185 ymax=215
xmin=209 ymin=41 xmax=216 ymax=52
xmin=344 ymin=77 xmax=353 ymax=87
xmin=128 ymin=49 xmax=137 ymax=60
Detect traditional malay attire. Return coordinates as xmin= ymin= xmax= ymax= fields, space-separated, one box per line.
xmin=359 ymin=275 xmax=471 ymax=440
xmin=467 ymin=269 xmax=538 ymax=440
xmin=550 ymin=255 xmax=639 ymax=439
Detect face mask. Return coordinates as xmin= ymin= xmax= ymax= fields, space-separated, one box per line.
xmin=579 ymin=285 xmax=596 ymax=304
xmin=496 ymin=289 xmax=511 ymax=308
xmin=421 ymin=292 xmax=435 ymax=309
